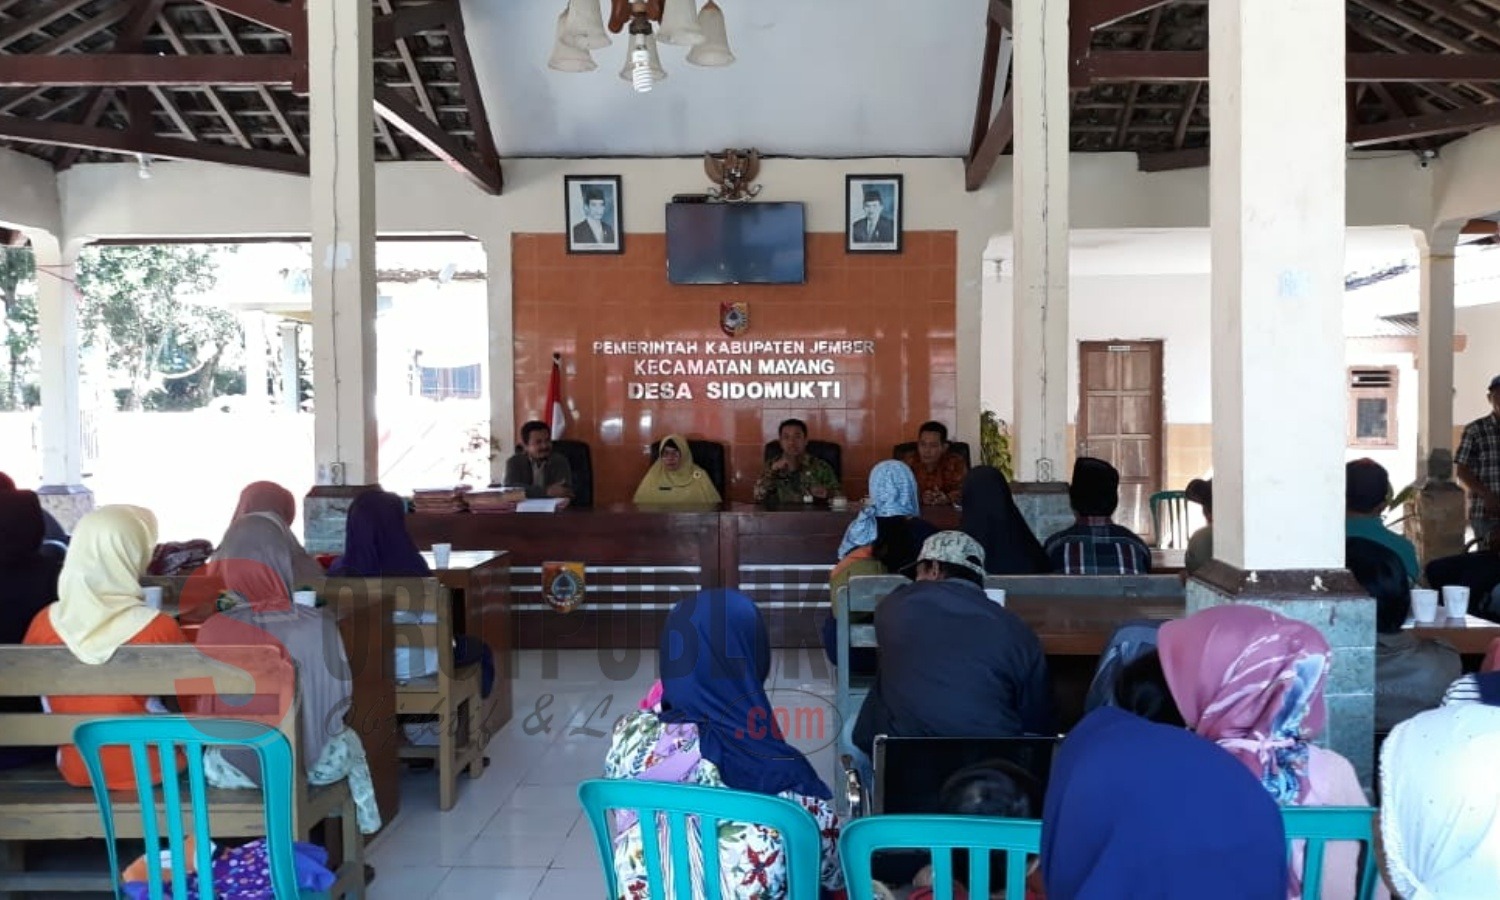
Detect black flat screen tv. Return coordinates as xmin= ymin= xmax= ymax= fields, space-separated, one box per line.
xmin=666 ymin=202 xmax=806 ymax=285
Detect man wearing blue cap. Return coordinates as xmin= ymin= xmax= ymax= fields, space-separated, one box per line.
xmin=1457 ymin=375 xmax=1500 ymax=544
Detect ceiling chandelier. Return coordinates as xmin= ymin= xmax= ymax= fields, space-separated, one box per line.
xmin=548 ymin=0 xmax=735 ymax=93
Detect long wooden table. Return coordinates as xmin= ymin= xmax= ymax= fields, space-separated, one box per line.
xmin=407 ymin=505 xmax=1190 ymax=649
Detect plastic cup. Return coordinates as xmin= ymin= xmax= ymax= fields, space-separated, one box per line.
xmin=432 ymin=543 xmax=452 ymax=568
xmin=1410 ymin=588 xmax=1440 ymax=624
xmin=984 ymin=588 xmax=1007 ymax=607
xmin=1442 ymin=585 xmax=1471 ymax=621
xmin=829 ymin=496 xmax=848 ymax=511
xmin=141 ymin=585 xmax=163 ymax=611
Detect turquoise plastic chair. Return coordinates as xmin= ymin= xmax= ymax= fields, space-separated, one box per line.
xmin=577 ymin=779 xmax=822 ymax=899
xmin=1149 ymin=490 xmax=1191 ymax=549
xmin=1282 ymin=806 xmax=1381 ymax=900
xmin=839 ymin=815 xmax=1041 ymax=900
xmin=73 ymin=716 xmax=325 ymax=900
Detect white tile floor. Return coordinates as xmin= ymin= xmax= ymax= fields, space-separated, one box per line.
xmin=366 ymin=647 xmax=841 ymax=900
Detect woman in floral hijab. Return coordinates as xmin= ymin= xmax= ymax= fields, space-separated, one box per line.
xmin=1157 ymin=604 xmax=1377 ymax=900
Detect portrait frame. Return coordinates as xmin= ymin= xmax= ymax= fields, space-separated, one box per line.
xmin=564 ymin=175 xmax=624 ymax=255
xmin=845 ymin=174 xmax=903 ymax=254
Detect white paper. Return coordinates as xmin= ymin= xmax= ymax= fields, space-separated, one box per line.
xmin=517 ymin=498 xmax=564 ymax=513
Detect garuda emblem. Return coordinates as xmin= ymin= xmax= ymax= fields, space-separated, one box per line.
xmin=720 ymin=301 xmax=749 ymax=337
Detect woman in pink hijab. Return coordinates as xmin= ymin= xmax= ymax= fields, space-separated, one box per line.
xmin=1156 ymin=604 xmax=1380 ymax=900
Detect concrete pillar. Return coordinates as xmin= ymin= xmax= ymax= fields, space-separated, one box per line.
xmin=482 ymin=236 xmax=513 ymax=486
xmin=308 ymin=0 xmax=376 ymax=487
xmin=305 ymin=0 xmax=377 ymax=550
xmin=240 ymin=310 xmax=268 ymax=404
xmin=279 ymin=322 xmax=301 ymax=412
xmin=31 ymin=236 xmax=92 ymax=527
xmin=1412 ymin=224 xmax=1468 ymax=564
xmin=1009 ymin=0 xmax=1069 ymax=485
xmin=1417 ymin=225 xmax=1460 ymax=479
xmin=1196 ymin=0 xmax=1374 ymax=789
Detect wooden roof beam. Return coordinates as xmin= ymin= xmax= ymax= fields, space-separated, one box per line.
xmin=988 ymin=0 xmax=1011 ymax=32
xmin=1086 ymin=51 xmax=1500 ymax=83
xmin=56 ymin=0 xmax=167 ymax=169
xmin=0 ymin=114 xmax=308 ymax=174
xmin=966 ymin=90 xmax=1014 ymax=191
xmin=444 ymin=4 xmax=503 ymax=193
xmin=0 ymin=0 xmax=93 ymax=51
xmin=199 ymin=0 xmax=300 ymax=35
xmin=965 ymin=5 xmax=1009 ymax=192
xmin=1137 ymin=147 xmax=1209 ymax=171
xmin=373 ymin=0 xmax=455 ymax=46
xmin=1348 ymin=101 xmax=1500 ymax=146
xmin=1077 ymin=0 xmax=1175 ymax=31
xmin=0 ymin=53 xmax=304 ymax=86
xmin=373 ymin=85 xmax=500 ymax=194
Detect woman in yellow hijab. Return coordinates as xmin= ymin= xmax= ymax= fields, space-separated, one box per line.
xmin=633 ymin=435 xmax=723 ymax=505
xmin=23 ymin=505 xmax=187 ymax=788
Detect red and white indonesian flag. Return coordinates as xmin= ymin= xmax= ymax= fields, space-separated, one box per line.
xmin=545 ymin=354 xmax=565 ymax=440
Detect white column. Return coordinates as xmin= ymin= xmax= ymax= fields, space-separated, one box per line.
xmin=1209 ymin=0 xmax=1346 ymax=569
xmin=240 ymin=310 xmax=268 ymax=404
xmin=279 ymin=322 xmax=301 ymax=412
xmin=1010 ymin=0 xmax=1070 ymax=483
xmin=1417 ymin=224 xmax=1460 ymax=479
xmin=33 ymin=238 xmax=83 ymax=487
xmin=482 ymin=236 xmax=513 ymax=486
xmin=308 ymin=0 xmax=377 ymax=486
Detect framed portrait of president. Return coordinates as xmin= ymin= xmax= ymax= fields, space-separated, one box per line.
xmin=846 ymin=174 xmax=903 ymax=253
xmin=565 ymin=175 xmax=623 ymax=254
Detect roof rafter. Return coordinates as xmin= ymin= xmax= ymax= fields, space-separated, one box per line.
xmin=0 ymin=113 xmax=307 ymax=174
xmin=198 ymin=0 xmax=300 ymax=35
xmin=1085 ymin=50 xmax=1500 ymax=82
xmin=965 ymin=2 xmax=1012 ymax=192
xmin=0 ymin=53 xmax=304 ymax=87
xmin=57 ymin=0 xmax=168 ymax=169
xmin=1349 ymin=100 xmax=1500 ymax=145
xmin=373 ymin=84 xmax=499 ymax=194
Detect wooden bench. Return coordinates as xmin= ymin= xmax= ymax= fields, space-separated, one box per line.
xmin=835 ymin=574 xmax=1189 ymax=740
xmin=322 ymin=577 xmax=486 ymax=812
xmin=0 ymin=644 xmax=365 ymax=898
xmin=144 ymin=574 xmax=402 ymax=829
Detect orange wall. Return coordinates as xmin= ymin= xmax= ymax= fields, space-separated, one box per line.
xmin=512 ymin=231 xmax=958 ymax=504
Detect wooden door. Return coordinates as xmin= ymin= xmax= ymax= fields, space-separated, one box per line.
xmin=1077 ymin=341 xmax=1164 ymax=540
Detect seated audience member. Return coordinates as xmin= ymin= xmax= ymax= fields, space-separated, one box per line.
xmin=327 ymin=490 xmax=432 ymax=577
xmin=501 ymin=420 xmax=573 ymax=499
xmin=1043 ymin=458 xmax=1152 ymax=575
xmin=1154 ymin=605 xmax=1372 ymax=900
xmin=23 ymin=506 xmax=187 ymax=789
xmin=1041 ymin=707 xmax=1287 ymax=900
xmin=195 ymin=517 xmax=380 ymax=834
xmin=1183 ymin=478 xmax=1214 ymax=576
xmin=222 ymin=480 xmax=324 ymax=584
xmin=900 ymin=421 xmax=968 ymax=506
xmin=754 ymin=417 xmax=840 ymax=504
xmin=960 ymin=466 xmax=1049 ymax=575
xmin=852 ymin=532 xmax=1053 ymax=756
xmin=0 ymin=490 xmax=64 ymax=769
xmin=881 ymin=760 xmax=1045 ymax=900
xmin=632 ymin=434 xmax=722 ymax=505
xmin=325 ymin=490 xmax=495 ymax=697
xmin=1425 ymin=528 xmax=1500 ymax=620
xmin=0 ymin=471 xmax=69 ymax=556
xmin=1346 ymin=458 xmax=1419 ymax=583
xmin=604 ymin=590 xmax=843 ymax=899
xmin=823 ymin=460 xmax=935 ymax=668
xmin=1379 ymin=705 xmax=1500 ymax=898
xmin=1347 ymin=537 xmax=1460 ymax=732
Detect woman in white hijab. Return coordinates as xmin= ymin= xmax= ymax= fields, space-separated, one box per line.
xmin=1379 ymin=703 xmax=1500 ymax=898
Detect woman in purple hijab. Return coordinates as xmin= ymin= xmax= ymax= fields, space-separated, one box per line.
xmin=327 ymin=491 xmax=430 ymax=577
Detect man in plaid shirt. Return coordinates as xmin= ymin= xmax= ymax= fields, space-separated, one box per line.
xmin=1457 ymin=375 xmax=1500 ymax=544
xmin=1044 ymin=457 xmax=1153 ymax=575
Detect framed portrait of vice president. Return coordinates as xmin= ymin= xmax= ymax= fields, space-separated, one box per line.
xmin=846 ymin=174 xmax=903 ymax=253
xmin=565 ymin=175 xmax=624 ymax=254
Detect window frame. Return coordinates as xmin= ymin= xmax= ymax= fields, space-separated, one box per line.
xmin=1347 ymin=365 xmax=1399 ymax=449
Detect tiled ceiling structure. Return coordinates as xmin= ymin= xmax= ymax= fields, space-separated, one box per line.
xmin=1 ymin=1 xmax=1500 ymax=194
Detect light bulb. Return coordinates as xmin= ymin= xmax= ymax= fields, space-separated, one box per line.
xmin=630 ymin=36 xmax=653 ymax=93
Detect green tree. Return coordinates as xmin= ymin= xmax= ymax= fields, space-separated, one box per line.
xmin=0 ymin=245 xmax=36 ymax=410
xmin=76 ymin=245 xmax=240 ymax=411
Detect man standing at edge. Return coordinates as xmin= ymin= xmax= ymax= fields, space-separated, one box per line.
xmin=1457 ymin=375 xmax=1500 ymax=544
